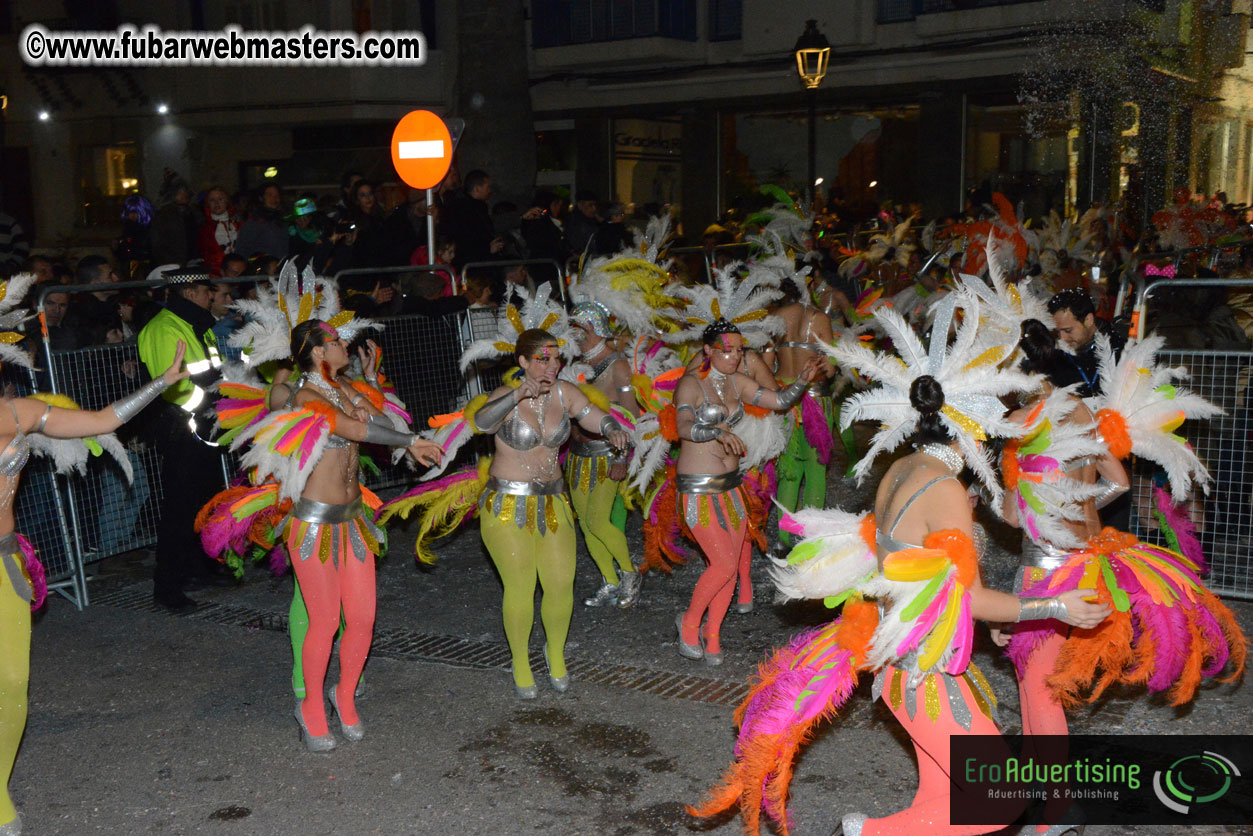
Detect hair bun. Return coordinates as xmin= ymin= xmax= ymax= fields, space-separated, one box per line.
xmin=909 ymin=375 xmax=945 ymax=415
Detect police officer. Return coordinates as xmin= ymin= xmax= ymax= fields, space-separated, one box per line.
xmin=138 ymin=266 xmax=227 ymax=612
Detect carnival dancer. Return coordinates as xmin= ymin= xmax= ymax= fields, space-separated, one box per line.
xmin=999 ymin=326 xmax=1246 ymax=730
xmin=0 ymin=273 xmax=183 ymax=835
xmin=689 ymin=291 xmax=1109 ymax=836
xmin=382 ymin=289 xmax=631 ymax=699
xmin=199 ymin=269 xmax=441 ymax=752
xmin=664 ymin=265 xmax=822 ymax=664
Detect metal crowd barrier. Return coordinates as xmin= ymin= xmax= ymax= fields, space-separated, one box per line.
xmin=27 ymin=275 xmax=480 ymax=608
xmin=1127 ymin=277 xmax=1253 ymax=599
xmin=1113 ymin=239 xmax=1253 ymax=319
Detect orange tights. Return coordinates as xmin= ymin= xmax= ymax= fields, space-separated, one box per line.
xmin=863 ymin=668 xmax=1011 ymax=835
xmin=286 ymin=528 xmax=375 ymax=737
xmin=680 ymin=492 xmax=751 ymax=655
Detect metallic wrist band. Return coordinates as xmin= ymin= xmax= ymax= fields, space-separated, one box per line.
xmin=473 ymin=392 xmax=518 ymax=432
xmin=362 ymin=421 xmax=418 ymax=448
xmin=111 ymin=377 xmax=171 ymax=423
xmin=599 ymin=414 xmax=624 ymax=438
xmin=775 ymin=379 xmax=809 ymax=410
xmin=1018 ymin=596 xmax=1069 ymax=622
xmin=689 ymin=423 xmax=723 ymax=443
xmin=1093 ymin=477 xmax=1128 ymax=509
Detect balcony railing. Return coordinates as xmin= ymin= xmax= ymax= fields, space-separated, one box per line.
xmin=877 ymin=0 xmax=1043 ymax=24
xmin=532 ymin=0 xmax=698 ymax=48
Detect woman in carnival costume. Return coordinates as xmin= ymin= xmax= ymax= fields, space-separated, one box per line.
xmin=198 ymin=267 xmax=441 ymax=752
xmin=689 ymin=290 xmax=1110 ymax=836
xmin=999 ymin=324 xmax=1245 ymax=759
xmin=661 ymin=264 xmax=823 ymax=664
xmin=0 ymin=274 xmax=185 ymax=834
xmin=381 ymin=288 xmax=631 ymax=699
xmin=563 ymin=226 xmax=677 ymax=609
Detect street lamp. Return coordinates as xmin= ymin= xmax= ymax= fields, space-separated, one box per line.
xmin=794 ymin=19 xmax=830 ymax=206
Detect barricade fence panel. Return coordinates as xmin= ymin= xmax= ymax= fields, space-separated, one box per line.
xmin=21 ymin=308 xmax=476 ymax=605
xmin=1127 ymin=348 xmax=1253 ymax=599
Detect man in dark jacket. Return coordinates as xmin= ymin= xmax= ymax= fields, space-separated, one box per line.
xmin=1048 ymin=288 xmax=1125 ymax=397
xmin=441 ymin=170 xmax=500 ymax=269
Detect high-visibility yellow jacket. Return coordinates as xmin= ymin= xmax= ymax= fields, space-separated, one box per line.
xmin=137 ymin=307 xmax=223 ymax=412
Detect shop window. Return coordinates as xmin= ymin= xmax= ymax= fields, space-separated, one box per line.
xmin=708 ymin=0 xmax=741 ymax=41
xmin=78 ymin=144 xmax=139 ymax=228
xmin=613 ymin=118 xmax=681 ymax=214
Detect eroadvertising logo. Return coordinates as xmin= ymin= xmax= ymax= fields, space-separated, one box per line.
xmin=951 ymin=735 xmax=1251 ymax=827
xmin=1152 ymin=751 xmax=1241 ymax=815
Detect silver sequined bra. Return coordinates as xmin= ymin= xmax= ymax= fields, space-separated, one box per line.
xmin=677 ymin=375 xmax=744 ymax=428
xmin=499 ymin=385 xmax=571 ymax=452
xmin=0 ymin=401 xmax=31 ymax=478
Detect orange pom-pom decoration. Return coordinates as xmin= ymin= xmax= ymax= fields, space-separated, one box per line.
xmin=923 ymin=529 xmax=978 ymax=588
xmin=1001 ymin=440 xmax=1021 ymax=490
xmin=305 ymin=399 xmax=339 ymax=434
xmin=658 ymin=403 xmax=679 ymax=442
xmin=837 ymin=599 xmax=880 ymax=663
xmin=1096 ymin=408 xmax=1132 ymax=459
xmin=859 ymin=513 xmax=877 ymax=551
xmin=348 ymin=380 xmax=386 ymax=411
xmin=743 ymin=402 xmax=772 ymax=418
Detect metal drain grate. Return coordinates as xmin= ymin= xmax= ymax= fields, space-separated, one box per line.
xmin=90 ymin=584 xmax=749 ymax=707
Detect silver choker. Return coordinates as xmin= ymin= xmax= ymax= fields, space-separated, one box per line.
xmin=919 ymin=442 xmax=963 ymax=475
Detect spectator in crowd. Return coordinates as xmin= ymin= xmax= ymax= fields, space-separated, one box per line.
xmin=23 ymin=256 xmax=55 ymax=288
xmin=235 ymin=183 xmax=289 ymax=261
xmin=346 ymin=180 xmax=389 ymax=270
xmin=221 ymin=253 xmax=248 ymax=279
xmin=328 ymin=170 xmax=364 ymax=222
xmin=442 ymin=169 xmax=501 ymax=269
xmin=0 ymin=206 xmax=30 ymax=278
xmin=1048 ymin=288 xmax=1117 ymax=397
xmin=197 ymin=187 xmax=239 ymax=275
xmin=210 ymin=281 xmax=246 ymax=362
xmin=408 ymin=236 xmax=456 ymax=297
xmin=564 ymin=190 xmax=601 ymax=258
xmin=69 ymin=255 xmax=120 ymax=332
xmin=116 ymin=195 xmax=155 ymax=280
xmin=492 ymin=201 xmax=527 ymax=262
xmin=522 ymin=192 xmax=571 ymax=282
xmin=149 ymin=170 xmax=200 ymax=267
xmin=41 ymin=291 xmax=78 ymax=352
xmin=464 ymin=274 xmax=495 ymax=308
xmin=252 ymin=255 xmax=281 ymax=277
xmin=138 ymin=268 xmax=229 ymax=612
xmin=591 ymin=201 xmax=633 ymax=256
xmin=383 ymin=189 xmax=431 ymax=266
xmin=286 ymin=197 xmax=328 ymax=267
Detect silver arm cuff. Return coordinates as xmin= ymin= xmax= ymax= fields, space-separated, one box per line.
xmin=473 ymin=392 xmax=517 ymax=433
xmin=1018 ymin=596 xmax=1069 ymax=622
xmin=775 ymin=379 xmax=809 ymax=411
xmin=599 ymin=414 xmax=624 ymax=439
xmin=1093 ymin=478 xmax=1128 ymax=510
xmin=689 ymin=423 xmax=723 ymax=443
xmin=361 ymin=421 xmax=418 ymax=448
xmin=110 ymin=377 xmax=171 ymax=423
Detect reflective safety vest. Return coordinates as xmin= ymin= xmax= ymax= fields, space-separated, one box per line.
xmin=136 ymin=307 xmax=223 ymax=415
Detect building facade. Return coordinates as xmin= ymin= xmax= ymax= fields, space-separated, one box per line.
xmin=1 ymin=0 xmax=1249 ymax=248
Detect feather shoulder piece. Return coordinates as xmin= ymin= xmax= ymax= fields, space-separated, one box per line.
xmin=1091 ymin=333 xmax=1223 ymax=501
xmin=195 ymin=481 xmax=291 ymax=577
xmin=0 ymin=273 xmax=36 ymax=369
xmin=1002 ymin=389 xmax=1106 ymax=550
xmin=232 ymin=405 xmax=333 ymax=502
xmin=376 ymin=457 xmax=492 ymax=564
xmin=772 ymin=508 xmax=878 ymax=605
xmin=26 ymin=393 xmax=133 ymax=481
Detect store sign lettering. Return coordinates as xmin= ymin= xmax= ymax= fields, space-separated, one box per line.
xmin=614 ymin=132 xmax=681 ymax=152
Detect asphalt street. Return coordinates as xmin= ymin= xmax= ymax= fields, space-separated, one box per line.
xmin=9 ymin=459 xmax=1253 ymax=836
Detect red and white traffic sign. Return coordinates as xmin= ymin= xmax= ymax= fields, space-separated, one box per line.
xmin=390 ymin=110 xmax=452 ymax=190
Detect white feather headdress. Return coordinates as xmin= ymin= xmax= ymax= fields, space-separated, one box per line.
xmin=0 ymin=273 xmax=37 ymax=369
xmin=571 ymin=225 xmax=677 ymax=338
xmin=1091 ymin=333 xmax=1223 ymax=501
xmin=230 ymin=261 xmax=377 ymax=365
xmin=828 ymin=288 xmax=1039 ymax=504
xmin=661 ymin=263 xmax=784 ymax=349
xmin=960 ymin=236 xmax=1052 ymax=368
xmin=458 ymin=285 xmax=577 ymax=373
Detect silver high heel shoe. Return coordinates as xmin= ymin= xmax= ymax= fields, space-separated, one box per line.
xmin=293 ymin=702 xmax=336 ymax=753
xmin=676 ymin=613 xmax=703 ymax=660
xmin=829 ymin=812 xmax=866 ymax=836
xmin=616 ymin=570 xmax=643 ymax=608
xmin=327 ymin=685 xmax=365 ymax=742
xmin=543 ymin=647 xmax=569 ymax=693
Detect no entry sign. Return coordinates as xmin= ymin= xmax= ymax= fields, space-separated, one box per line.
xmin=390 ymin=110 xmax=452 ymax=189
